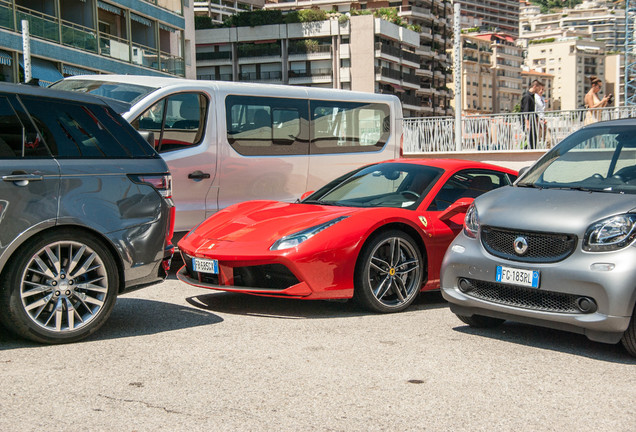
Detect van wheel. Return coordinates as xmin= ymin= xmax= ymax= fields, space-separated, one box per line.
xmin=0 ymin=230 xmax=119 ymax=344
xmin=456 ymin=314 xmax=505 ymax=328
xmin=354 ymin=230 xmax=423 ymax=313
xmin=620 ymin=307 xmax=636 ymax=357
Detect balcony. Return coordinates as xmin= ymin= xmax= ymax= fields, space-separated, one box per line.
xmin=239 ymin=70 xmax=283 ymax=82
xmin=196 ymin=51 xmax=232 ymax=61
xmin=197 ymin=73 xmax=233 ymax=81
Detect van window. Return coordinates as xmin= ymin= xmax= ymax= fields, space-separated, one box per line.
xmin=310 ymin=101 xmax=390 ymax=154
xmin=0 ymin=96 xmax=47 ymax=158
xmin=226 ymin=95 xmax=308 ymax=156
xmin=133 ymin=92 xmax=208 ymax=153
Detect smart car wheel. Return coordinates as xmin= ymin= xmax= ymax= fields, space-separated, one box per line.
xmin=354 ymin=230 xmax=423 ymax=313
xmin=456 ymin=314 xmax=505 ymax=328
xmin=0 ymin=230 xmax=119 ymax=344
xmin=620 ymin=306 xmax=636 ymax=357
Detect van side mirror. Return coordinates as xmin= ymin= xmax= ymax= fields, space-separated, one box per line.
xmin=138 ymin=131 xmax=156 ymax=149
xmin=439 ymin=198 xmax=474 ymax=221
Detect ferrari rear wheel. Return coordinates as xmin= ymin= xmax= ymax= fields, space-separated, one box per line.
xmin=354 ymin=230 xmax=423 ymax=313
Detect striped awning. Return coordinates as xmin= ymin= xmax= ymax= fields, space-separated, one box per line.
xmin=0 ymin=50 xmax=12 ymax=66
xmin=159 ymin=24 xmax=176 ymax=32
xmin=97 ymin=1 xmax=122 ymax=15
xmin=130 ymin=13 xmax=152 ymax=27
xmin=63 ymin=64 xmax=97 ymax=76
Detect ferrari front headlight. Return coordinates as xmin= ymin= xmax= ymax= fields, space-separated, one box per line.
xmin=584 ymin=214 xmax=636 ymax=252
xmin=270 ymin=216 xmax=348 ymax=251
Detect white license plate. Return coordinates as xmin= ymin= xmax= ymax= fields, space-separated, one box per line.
xmin=192 ymin=257 xmax=218 ymax=274
xmin=496 ymin=265 xmax=540 ymax=288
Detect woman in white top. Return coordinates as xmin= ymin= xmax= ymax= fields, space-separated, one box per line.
xmin=534 ymin=86 xmax=546 ymax=144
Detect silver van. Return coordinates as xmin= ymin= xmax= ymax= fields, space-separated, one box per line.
xmin=52 ymin=76 xmax=403 ymax=241
xmin=441 ymin=119 xmax=636 ymax=356
xmin=0 ymin=83 xmax=174 ymax=343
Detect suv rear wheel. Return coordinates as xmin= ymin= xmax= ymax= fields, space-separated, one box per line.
xmin=0 ymin=230 xmax=119 ymax=344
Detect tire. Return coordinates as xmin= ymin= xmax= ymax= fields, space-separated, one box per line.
xmin=354 ymin=230 xmax=424 ymax=313
xmin=0 ymin=230 xmax=119 ymax=344
xmin=456 ymin=314 xmax=505 ymax=328
xmin=620 ymin=306 xmax=636 ymax=357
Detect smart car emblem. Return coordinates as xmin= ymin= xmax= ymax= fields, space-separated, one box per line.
xmin=514 ymin=236 xmax=528 ymax=255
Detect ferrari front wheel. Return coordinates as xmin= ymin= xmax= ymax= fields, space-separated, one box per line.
xmin=354 ymin=230 xmax=424 ymax=313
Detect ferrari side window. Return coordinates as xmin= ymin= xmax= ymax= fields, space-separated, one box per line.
xmin=429 ymin=170 xmax=509 ymax=211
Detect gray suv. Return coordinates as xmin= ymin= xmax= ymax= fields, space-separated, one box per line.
xmin=441 ymin=119 xmax=636 ymax=357
xmin=0 ymin=83 xmax=174 ymax=344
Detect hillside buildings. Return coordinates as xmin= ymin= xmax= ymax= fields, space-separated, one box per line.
xmin=195 ymin=1 xmax=454 ymax=117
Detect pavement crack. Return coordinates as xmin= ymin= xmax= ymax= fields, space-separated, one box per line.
xmin=98 ymin=394 xmax=183 ymax=414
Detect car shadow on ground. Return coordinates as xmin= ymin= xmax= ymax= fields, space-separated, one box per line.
xmin=452 ymin=322 xmax=636 ymax=364
xmin=0 ymin=298 xmax=223 ymax=350
xmin=185 ymin=289 xmax=448 ymax=320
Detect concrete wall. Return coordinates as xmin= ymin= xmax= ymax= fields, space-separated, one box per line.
xmin=349 ymin=15 xmax=375 ymax=93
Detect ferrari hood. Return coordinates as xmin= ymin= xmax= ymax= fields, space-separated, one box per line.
xmin=190 ymin=201 xmax=359 ymax=244
xmin=476 ymin=186 xmax=636 ymax=235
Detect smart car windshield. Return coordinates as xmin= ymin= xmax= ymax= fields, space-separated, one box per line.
xmin=517 ymin=125 xmax=636 ymax=194
xmin=51 ymin=80 xmax=156 ymax=105
xmin=304 ymin=163 xmax=443 ymax=208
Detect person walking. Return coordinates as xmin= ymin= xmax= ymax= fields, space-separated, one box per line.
xmin=584 ymin=76 xmax=611 ymax=125
xmin=534 ymin=85 xmax=547 ymax=145
xmin=521 ymin=79 xmax=543 ymax=149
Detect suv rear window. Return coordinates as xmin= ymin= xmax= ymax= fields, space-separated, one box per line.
xmin=20 ymin=96 xmax=155 ymax=158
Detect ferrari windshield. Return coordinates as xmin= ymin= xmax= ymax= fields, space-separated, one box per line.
xmin=50 ymin=80 xmax=157 ymax=104
xmin=304 ymin=162 xmax=443 ymax=208
xmin=518 ymin=125 xmax=636 ymax=194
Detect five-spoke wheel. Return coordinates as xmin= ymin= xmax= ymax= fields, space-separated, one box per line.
xmin=354 ymin=230 xmax=424 ymax=313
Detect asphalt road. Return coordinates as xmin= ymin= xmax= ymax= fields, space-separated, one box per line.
xmin=1 ymin=263 xmax=635 ymax=431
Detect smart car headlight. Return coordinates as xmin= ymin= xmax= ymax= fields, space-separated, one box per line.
xmin=270 ymin=216 xmax=349 ymax=251
xmin=463 ymin=203 xmax=480 ymax=238
xmin=584 ymin=214 xmax=636 ymax=252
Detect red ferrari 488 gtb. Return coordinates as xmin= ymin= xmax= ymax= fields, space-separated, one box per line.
xmin=178 ymin=159 xmax=517 ymax=312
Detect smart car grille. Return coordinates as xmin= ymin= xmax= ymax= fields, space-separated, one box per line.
xmin=463 ymin=278 xmax=583 ymax=313
xmin=481 ymin=226 xmax=576 ymax=263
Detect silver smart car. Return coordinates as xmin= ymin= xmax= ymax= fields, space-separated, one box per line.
xmin=441 ymin=119 xmax=636 ymax=357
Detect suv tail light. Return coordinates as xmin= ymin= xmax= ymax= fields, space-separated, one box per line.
xmin=132 ymin=174 xmax=173 ymax=198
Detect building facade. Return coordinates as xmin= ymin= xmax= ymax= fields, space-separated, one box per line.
xmin=520 ymin=1 xmax=626 ymax=53
xmin=526 ymin=37 xmax=606 ymax=110
xmin=196 ymin=1 xmax=454 ymax=117
xmin=0 ymin=0 xmax=194 ymax=85
xmin=449 ymin=33 xmax=493 ymax=114
xmin=193 ymin=0 xmax=263 ymax=24
xmin=457 ymin=0 xmax=519 ymax=36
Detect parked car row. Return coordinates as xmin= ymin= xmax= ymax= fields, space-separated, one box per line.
xmin=2 ymin=79 xmax=635 ymax=359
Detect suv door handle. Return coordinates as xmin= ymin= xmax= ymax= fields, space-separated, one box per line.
xmin=2 ymin=171 xmax=43 ymax=184
xmin=188 ymin=170 xmax=211 ymax=180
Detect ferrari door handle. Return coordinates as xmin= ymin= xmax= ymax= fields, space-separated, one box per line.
xmin=188 ymin=170 xmax=210 ymax=180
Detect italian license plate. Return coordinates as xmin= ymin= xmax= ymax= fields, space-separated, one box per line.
xmin=192 ymin=257 xmax=218 ymax=274
xmin=496 ymin=265 xmax=540 ymax=288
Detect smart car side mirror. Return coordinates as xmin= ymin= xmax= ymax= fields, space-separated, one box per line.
xmin=439 ymin=198 xmax=474 ymax=221
xmin=518 ymin=166 xmax=530 ymax=177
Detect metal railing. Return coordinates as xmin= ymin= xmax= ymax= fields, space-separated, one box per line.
xmin=403 ymin=106 xmax=636 ymax=154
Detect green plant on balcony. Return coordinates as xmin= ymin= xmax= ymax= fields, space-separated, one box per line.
xmin=284 ymin=9 xmax=328 ymax=23
xmin=195 ymin=15 xmax=215 ymax=29
xmin=289 ymin=39 xmax=321 ymax=54
xmin=225 ymin=10 xmax=284 ymax=27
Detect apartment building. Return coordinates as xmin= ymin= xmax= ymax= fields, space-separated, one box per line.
xmin=193 ymin=0 xmax=263 ymax=24
xmin=196 ymin=1 xmax=454 ymax=117
xmin=477 ymin=33 xmax=523 ymax=113
xmin=0 ymin=0 xmax=194 ymax=86
xmin=520 ymin=1 xmax=626 ymax=52
xmin=457 ymin=0 xmax=519 ymax=36
xmin=526 ymin=37 xmax=605 ymax=110
xmin=449 ymin=34 xmax=493 ymax=114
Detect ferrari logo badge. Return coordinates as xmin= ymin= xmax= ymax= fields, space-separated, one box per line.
xmin=419 ymin=216 xmax=428 ymax=227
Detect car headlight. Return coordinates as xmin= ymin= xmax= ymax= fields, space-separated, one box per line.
xmin=584 ymin=214 xmax=636 ymax=252
xmin=270 ymin=216 xmax=348 ymax=251
xmin=463 ymin=203 xmax=479 ymax=238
